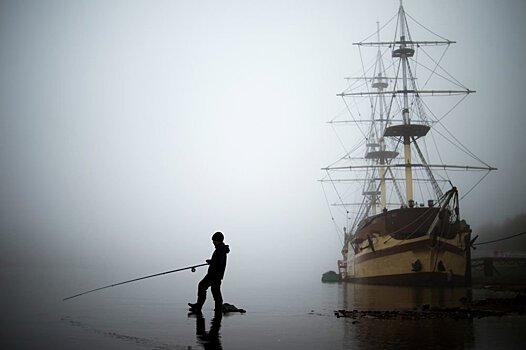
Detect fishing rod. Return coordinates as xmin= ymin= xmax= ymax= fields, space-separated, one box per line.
xmin=63 ymin=263 xmax=208 ymax=301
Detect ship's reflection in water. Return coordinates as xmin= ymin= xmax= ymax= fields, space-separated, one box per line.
xmin=340 ymin=283 xmax=471 ymax=310
xmin=338 ymin=284 xmax=475 ymax=349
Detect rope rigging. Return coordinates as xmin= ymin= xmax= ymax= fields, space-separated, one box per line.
xmin=405 ymin=11 xmax=450 ymax=42
xmin=321 ymin=180 xmax=345 ymax=246
xmin=473 ymin=232 xmax=526 ymax=246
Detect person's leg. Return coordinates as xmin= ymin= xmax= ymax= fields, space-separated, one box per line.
xmin=190 ymin=275 xmax=212 ymax=310
xmin=210 ymin=280 xmax=223 ymax=312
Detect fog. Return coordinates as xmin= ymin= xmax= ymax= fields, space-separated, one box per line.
xmin=1 ymin=0 xmax=525 ymax=296
xmin=474 ymin=213 xmax=526 ymax=254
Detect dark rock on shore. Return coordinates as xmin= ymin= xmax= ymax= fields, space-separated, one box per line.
xmin=222 ymin=303 xmax=246 ymax=314
xmin=335 ymin=295 xmax=526 ymax=320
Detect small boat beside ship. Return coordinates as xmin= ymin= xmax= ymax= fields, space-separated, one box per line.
xmin=321 ymin=1 xmax=496 ymax=286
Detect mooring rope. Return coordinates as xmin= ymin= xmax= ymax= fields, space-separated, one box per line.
xmin=473 ymin=232 xmax=526 ymax=247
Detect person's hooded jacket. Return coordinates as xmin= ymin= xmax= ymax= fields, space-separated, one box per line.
xmin=207 ymin=242 xmax=230 ymax=280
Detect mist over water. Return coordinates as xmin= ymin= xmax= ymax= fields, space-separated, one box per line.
xmin=1 ymin=0 xmax=526 ymax=348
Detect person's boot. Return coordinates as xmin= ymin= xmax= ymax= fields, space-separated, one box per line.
xmin=188 ymin=302 xmax=202 ymax=312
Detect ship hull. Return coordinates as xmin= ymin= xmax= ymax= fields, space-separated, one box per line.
xmin=344 ymin=207 xmax=470 ymax=287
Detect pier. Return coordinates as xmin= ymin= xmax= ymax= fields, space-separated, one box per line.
xmin=471 ymin=252 xmax=526 ymax=286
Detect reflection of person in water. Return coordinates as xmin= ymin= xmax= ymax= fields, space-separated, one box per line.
xmin=194 ymin=312 xmax=223 ymax=350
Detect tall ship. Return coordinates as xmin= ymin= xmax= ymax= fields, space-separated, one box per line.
xmin=322 ymin=1 xmax=496 ymax=286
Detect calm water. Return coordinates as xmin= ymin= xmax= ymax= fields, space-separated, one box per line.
xmin=2 ymin=267 xmax=526 ymax=349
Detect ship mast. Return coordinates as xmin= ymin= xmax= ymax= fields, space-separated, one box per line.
xmin=375 ymin=22 xmax=388 ymax=212
xmin=398 ymin=1 xmax=414 ymax=205
xmin=365 ymin=22 xmax=398 ymax=215
xmin=382 ymin=0 xmax=436 ymax=207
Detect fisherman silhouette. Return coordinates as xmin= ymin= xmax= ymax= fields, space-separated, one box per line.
xmin=189 ymin=232 xmax=230 ymax=313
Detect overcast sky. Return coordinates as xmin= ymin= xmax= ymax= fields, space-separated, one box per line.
xmin=0 ymin=0 xmax=525 ymax=283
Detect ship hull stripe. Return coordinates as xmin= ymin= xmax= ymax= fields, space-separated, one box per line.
xmin=354 ymin=238 xmax=465 ymax=264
